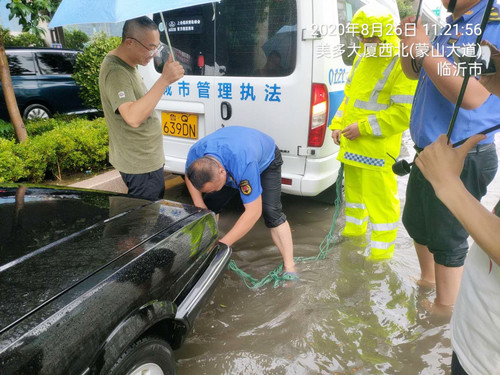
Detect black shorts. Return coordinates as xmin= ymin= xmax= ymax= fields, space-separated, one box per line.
xmin=402 ymin=143 xmax=497 ymax=267
xmin=120 ymin=166 xmax=165 ymax=201
xmin=203 ymin=146 xmax=287 ymax=228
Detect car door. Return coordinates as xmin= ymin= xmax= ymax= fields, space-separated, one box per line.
xmin=2 ymin=51 xmax=38 ymax=118
xmin=35 ymin=51 xmax=84 ymax=114
xmin=149 ymin=5 xmax=218 ymax=175
xmin=212 ymin=0 xmax=311 ymax=175
xmin=146 ymin=0 xmax=311 ymax=178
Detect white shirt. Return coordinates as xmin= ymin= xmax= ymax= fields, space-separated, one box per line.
xmin=451 ymin=242 xmax=500 ymax=375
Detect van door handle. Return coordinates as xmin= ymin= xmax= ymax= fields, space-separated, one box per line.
xmin=221 ymin=101 xmax=232 ymax=120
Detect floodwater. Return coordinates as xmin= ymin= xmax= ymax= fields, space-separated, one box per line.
xmin=165 ymin=133 xmax=500 ymax=375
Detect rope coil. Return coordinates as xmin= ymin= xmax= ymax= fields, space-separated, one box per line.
xmin=229 ymin=165 xmax=344 ymax=288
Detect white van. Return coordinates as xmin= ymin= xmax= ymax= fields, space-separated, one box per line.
xmin=140 ymin=0 xmax=401 ymax=199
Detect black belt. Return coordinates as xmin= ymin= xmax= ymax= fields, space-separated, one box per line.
xmin=414 ymin=142 xmax=495 ymax=154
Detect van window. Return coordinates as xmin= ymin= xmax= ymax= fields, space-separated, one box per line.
xmin=337 ymin=0 xmax=364 ymax=66
xmin=36 ymin=52 xmax=76 ymax=75
xmin=7 ymin=52 xmax=36 ymax=76
xmin=154 ymin=0 xmax=297 ymax=77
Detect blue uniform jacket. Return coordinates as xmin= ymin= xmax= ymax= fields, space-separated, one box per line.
xmin=410 ymin=0 xmax=500 ymax=148
xmin=186 ymin=126 xmax=275 ymax=204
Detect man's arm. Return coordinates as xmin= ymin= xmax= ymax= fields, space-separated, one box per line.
xmin=185 ymin=175 xmax=208 ymax=209
xmin=416 ymin=134 xmax=500 ymax=265
xmin=219 ymin=197 xmax=262 ymax=246
xmin=479 ymin=40 xmax=500 ymax=97
xmin=119 ymin=56 xmax=184 ymax=128
xmin=399 ymin=16 xmax=491 ymax=110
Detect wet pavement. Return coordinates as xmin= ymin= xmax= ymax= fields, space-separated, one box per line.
xmin=165 ymin=133 xmax=500 ymax=375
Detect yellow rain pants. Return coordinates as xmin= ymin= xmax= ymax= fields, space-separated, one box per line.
xmin=343 ymin=164 xmax=400 ymax=260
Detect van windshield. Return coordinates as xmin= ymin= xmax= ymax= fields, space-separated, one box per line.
xmin=154 ymin=0 xmax=297 ymax=77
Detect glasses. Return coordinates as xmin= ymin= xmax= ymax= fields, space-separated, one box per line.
xmin=127 ymin=37 xmax=164 ymax=56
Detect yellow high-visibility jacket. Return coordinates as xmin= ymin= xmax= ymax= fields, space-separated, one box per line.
xmin=329 ymin=6 xmax=418 ymax=171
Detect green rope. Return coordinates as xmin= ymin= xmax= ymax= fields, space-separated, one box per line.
xmin=229 ymin=164 xmax=344 ymax=289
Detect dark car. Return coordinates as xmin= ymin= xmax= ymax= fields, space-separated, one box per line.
xmin=0 ymin=185 xmax=231 ymax=374
xmin=0 ymin=48 xmax=95 ymax=120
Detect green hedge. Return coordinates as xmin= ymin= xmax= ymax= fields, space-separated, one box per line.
xmin=0 ymin=118 xmax=109 ymax=183
xmin=0 ymin=114 xmax=94 ymax=140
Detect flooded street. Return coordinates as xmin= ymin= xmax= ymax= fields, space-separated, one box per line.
xmin=166 ymin=133 xmax=500 ymax=375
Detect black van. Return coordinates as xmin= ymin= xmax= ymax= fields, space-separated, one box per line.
xmin=0 ymin=48 xmax=95 ymax=120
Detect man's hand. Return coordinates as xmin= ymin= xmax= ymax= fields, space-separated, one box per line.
xmin=415 ymin=133 xmax=486 ymax=197
xmin=479 ymin=40 xmax=500 ymax=97
xmin=331 ymin=129 xmax=341 ymax=145
xmin=341 ymin=123 xmax=360 ymax=141
xmin=161 ymin=55 xmax=184 ymax=85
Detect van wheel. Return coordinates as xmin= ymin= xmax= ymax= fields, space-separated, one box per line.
xmin=314 ymin=183 xmax=338 ymax=205
xmin=24 ymin=104 xmax=51 ymax=119
xmin=108 ymin=336 xmax=175 ymax=375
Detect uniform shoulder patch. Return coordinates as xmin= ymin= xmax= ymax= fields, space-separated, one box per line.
xmin=489 ymin=6 xmax=500 ymax=22
xmin=239 ymin=180 xmax=252 ymax=195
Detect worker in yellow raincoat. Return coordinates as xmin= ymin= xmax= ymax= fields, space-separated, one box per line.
xmin=330 ymin=4 xmax=417 ymax=260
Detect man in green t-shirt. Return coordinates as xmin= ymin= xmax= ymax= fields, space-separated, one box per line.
xmin=99 ymin=16 xmax=184 ymax=200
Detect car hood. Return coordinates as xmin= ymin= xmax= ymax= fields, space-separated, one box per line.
xmin=0 ymin=185 xmax=201 ymax=333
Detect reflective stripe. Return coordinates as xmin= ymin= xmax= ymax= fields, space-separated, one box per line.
xmin=354 ymin=100 xmax=389 ymax=111
xmin=391 ymin=94 xmax=414 ymax=104
xmin=346 ymin=215 xmax=368 ymax=226
xmin=335 ymin=110 xmax=343 ymax=117
xmin=367 ymin=115 xmax=382 ymax=136
xmin=346 ymin=55 xmax=363 ymax=85
xmin=344 ymin=151 xmax=385 ymax=167
xmin=369 ymin=56 xmax=398 ymax=102
xmin=371 ymin=240 xmax=395 ymax=249
xmin=372 ymin=222 xmax=398 ymax=231
xmin=351 ymin=56 xmax=398 ymax=114
xmin=346 ymin=202 xmax=366 ymax=209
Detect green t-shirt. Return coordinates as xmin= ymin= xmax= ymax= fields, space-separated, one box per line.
xmin=99 ymin=54 xmax=164 ymax=174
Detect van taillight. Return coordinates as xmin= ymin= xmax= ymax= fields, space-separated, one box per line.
xmin=308 ymin=83 xmax=329 ymax=148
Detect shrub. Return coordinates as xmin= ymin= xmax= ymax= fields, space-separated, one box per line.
xmin=64 ymin=28 xmax=89 ymax=50
xmin=72 ymin=32 xmax=121 ymax=111
xmin=0 ymin=138 xmax=25 ymax=183
xmin=1 ymin=27 xmax=45 ymax=47
xmin=0 ymin=114 xmax=97 ymax=140
xmin=0 ymin=117 xmax=110 ymax=183
xmin=1 ymin=118 xmax=62 ymax=140
xmin=0 ymin=119 xmax=12 ymax=139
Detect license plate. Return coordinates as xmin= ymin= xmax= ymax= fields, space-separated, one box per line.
xmin=161 ymin=112 xmax=198 ymax=139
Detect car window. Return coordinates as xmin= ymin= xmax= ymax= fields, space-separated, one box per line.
xmin=7 ymin=52 xmax=36 ymax=76
xmin=154 ymin=0 xmax=297 ymax=77
xmin=36 ymin=52 xmax=77 ymax=75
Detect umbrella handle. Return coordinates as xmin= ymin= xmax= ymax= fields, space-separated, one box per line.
xmin=160 ymin=12 xmax=176 ymax=62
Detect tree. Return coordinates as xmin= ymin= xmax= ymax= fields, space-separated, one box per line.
xmin=64 ymin=28 xmax=89 ymax=50
xmin=0 ymin=0 xmax=61 ymax=142
xmin=396 ymin=0 xmax=414 ymax=19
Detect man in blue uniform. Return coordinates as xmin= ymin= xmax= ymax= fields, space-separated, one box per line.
xmin=185 ymin=126 xmax=296 ymax=274
xmin=399 ymin=0 xmax=500 ymax=309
